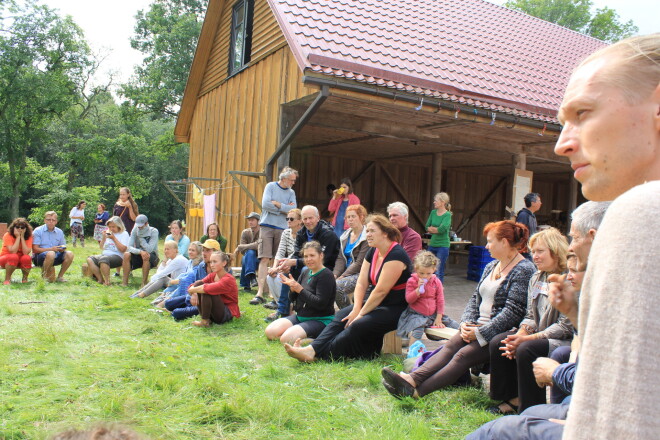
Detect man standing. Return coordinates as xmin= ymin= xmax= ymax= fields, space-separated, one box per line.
xmin=122 ymin=214 xmax=159 ymax=287
xmin=552 ymin=34 xmax=660 ymax=439
xmin=516 ymin=193 xmax=542 ymax=237
xmin=256 ymin=167 xmax=298 ymax=304
xmin=387 ymin=202 xmax=422 ymax=261
xmin=31 ymin=211 xmax=74 ymax=282
xmin=234 ymin=212 xmax=261 ymax=299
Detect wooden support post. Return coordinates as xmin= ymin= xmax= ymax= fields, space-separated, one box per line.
xmin=431 ymin=153 xmax=443 ymax=196
xmin=508 ymin=153 xmax=527 ymax=212
xmin=382 ymin=330 xmax=402 ymax=355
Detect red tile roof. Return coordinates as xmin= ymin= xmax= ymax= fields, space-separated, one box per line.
xmin=267 ymin=0 xmax=606 ymax=123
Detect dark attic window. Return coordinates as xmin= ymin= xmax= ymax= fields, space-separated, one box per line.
xmin=228 ymin=0 xmax=253 ymax=76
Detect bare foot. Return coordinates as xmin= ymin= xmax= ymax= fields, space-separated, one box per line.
xmin=103 ymin=281 xmax=111 ymax=286
xmin=56 ymin=277 xmax=67 ymax=283
xmin=284 ymin=338 xmax=316 ymax=363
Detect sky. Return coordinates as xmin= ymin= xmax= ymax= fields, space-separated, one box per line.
xmin=41 ymin=0 xmax=658 ymax=88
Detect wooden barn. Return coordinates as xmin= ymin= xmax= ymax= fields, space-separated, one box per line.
xmin=174 ymin=0 xmax=605 ymax=248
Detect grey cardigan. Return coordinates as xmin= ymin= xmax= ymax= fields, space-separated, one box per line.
xmin=461 ymin=258 xmax=536 ymax=343
xmin=333 ymin=226 xmax=369 ymax=278
xmin=520 ymin=271 xmax=574 ymax=352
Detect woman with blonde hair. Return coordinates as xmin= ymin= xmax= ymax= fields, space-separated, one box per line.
xmin=487 ymin=227 xmax=573 ymax=414
xmin=425 ymin=192 xmax=452 ymax=283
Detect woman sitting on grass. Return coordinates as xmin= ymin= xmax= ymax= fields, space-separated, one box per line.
xmin=86 ymin=216 xmax=130 ymax=286
xmin=265 ymin=241 xmax=336 ymax=344
xmin=381 ymin=220 xmax=535 ymax=399
xmin=200 ymin=222 xmax=227 ymax=252
xmin=0 ymin=217 xmax=33 ymax=284
xmin=130 ymin=240 xmax=188 ymax=298
xmin=284 ymin=214 xmax=412 ymax=362
xmin=188 ymin=251 xmax=240 ymax=327
xmin=150 ymin=241 xmax=204 ymax=307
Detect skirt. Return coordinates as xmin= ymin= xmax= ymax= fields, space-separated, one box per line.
xmin=93 ymin=224 xmax=108 ymax=241
xmin=396 ymin=306 xmax=436 ymax=338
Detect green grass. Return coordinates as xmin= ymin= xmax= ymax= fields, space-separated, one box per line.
xmin=0 ymin=241 xmax=498 ymax=439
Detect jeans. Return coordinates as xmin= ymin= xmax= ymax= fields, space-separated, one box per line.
xmin=239 ymin=249 xmax=258 ymax=288
xmin=427 ymin=246 xmax=450 ymax=283
xmin=165 ymin=295 xmax=199 ymax=320
xmin=275 ymin=267 xmax=300 ymax=315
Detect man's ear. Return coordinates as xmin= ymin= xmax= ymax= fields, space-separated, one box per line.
xmin=587 ymin=228 xmax=597 ymax=242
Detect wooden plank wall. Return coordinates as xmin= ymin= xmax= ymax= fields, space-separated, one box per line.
xmin=200 ymin=0 xmax=286 ymax=96
xmin=289 ymin=151 xmax=572 ymax=247
xmin=186 ymin=46 xmax=316 ymax=248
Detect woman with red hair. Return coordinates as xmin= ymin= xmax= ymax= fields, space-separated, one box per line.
xmin=382 ymin=220 xmax=535 ymax=399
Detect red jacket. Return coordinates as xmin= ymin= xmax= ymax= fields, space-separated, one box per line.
xmin=201 ymin=272 xmax=241 ymax=318
xmin=405 ymin=273 xmax=444 ymax=316
xmin=328 ymin=193 xmax=361 ymax=229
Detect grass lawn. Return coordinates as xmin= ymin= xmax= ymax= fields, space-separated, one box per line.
xmin=0 ymin=240 xmax=498 ymax=439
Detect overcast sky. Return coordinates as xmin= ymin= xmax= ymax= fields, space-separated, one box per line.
xmin=42 ymin=0 xmax=658 ymax=87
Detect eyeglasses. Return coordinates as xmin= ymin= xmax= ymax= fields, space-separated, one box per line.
xmin=286 ymin=217 xmax=298 ymax=221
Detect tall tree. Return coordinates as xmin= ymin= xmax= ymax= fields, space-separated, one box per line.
xmin=504 ymin=0 xmax=638 ymax=42
xmin=0 ymin=2 xmax=91 ymax=218
xmin=121 ymin=0 xmax=208 ymax=118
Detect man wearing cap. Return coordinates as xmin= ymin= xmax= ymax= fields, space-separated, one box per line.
xmin=32 ymin=210 xmax=75 ymax=282
xmin=161 ymin=238 xmax=219 ymax=320
xmin=122 ymin=214 xmax=159 ymax=287
xmin=256 ymin=167 xmax=298 ymax=306
xmin=234 ymin=212 xmax=261 ymax=295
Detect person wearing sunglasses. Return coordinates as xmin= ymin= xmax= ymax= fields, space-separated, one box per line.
xmin=1 ymin=218 xmax=34 ymax=284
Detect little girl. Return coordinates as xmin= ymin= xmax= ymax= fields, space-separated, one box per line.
xmin=396 ymin=251 xmax=445 ymax=344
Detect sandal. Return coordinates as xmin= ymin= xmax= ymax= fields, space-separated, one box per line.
xmin=381 ymin=367 xmax=416 ymax=398
xmin=487 ymin=400 xmax=518 ymax=415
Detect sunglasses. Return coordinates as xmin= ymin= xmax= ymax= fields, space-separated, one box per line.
xmin=286 ymin=217 xmax=298 ymax=221
xmin=15 ymin=225 xmax=26 ymax=229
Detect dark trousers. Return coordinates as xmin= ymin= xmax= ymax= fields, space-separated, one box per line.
xmin=409 ymin=332 xmax=490 ymax=397
xmin=165 ymin=295 xmax=198 ymax=320
xmin=549 ymin=345 xmax=572 ymax=404
xmin=489 ymin=331 xmax=550 ymax=412
xmin=311 ymin=302 xmax=406 ymax=361
xmin=199 ymin=293 xmax=232 ymax=325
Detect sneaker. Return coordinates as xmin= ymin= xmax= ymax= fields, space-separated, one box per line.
xmin=113 ymin=273 xmax=121 ymax=278
xmin=263 ymin=301 xmax=278 ymax=310
xmin=242 ymin=286 xmax=252 ymax=292
xmin=249 ymin=277 xmax=258 ymax=288
xmin=264 ymin=312 xmax=288 ymax=323
xmin=249 ymin=296 xmax=265 ymax=305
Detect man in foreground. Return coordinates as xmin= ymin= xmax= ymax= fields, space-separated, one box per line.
xmin=31 ymin=211 xmax=74 ymax=282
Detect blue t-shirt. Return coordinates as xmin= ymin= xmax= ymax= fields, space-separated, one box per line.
xmin=343 ymin=234 xmax=359 ymax=267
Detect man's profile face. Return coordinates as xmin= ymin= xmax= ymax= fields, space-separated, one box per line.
xmin=555 ymin=56 xmax=660 ymax=201
xmin=247 ymin=218 xmax=259 ymax=228
xmin=202 ymin=247 xmax=213 ymax=263
xmin=531 ymin=197 xmax=542 ymax=213
xmin=568 ymin=223 xmax=593 ymax=270
xmin=282 ymin=174 xmax=297 ymax=188
xmin=301 ymin=208 xmax=319 ymax=231
xmin=388 ymin=209 xmax=407 ymax=229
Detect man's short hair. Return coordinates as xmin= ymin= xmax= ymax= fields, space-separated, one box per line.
xmin=524 ymin=193 xmax=540 ymax=208
xmin=301 ymin=205 xmax=319 ymax=217
xmin=387 ymin=202 xmax=408 ymax=218
xmin=44 ymin=211 xmax=58 ymax=219
xmin=279 ymin=166 xmax=299 ymax=180
xmin=571 ymin=201 xmax=612 ymax=236
xmin=577 ymin=33 xmax=660 ymax=104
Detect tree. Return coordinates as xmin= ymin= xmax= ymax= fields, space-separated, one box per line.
xmin=504 ymin=0 xmax=638 ymax=42
xmin=0 ymin=2 xmax=91 ymax=219
xmin=121 ymin=0 xmax=208 ymax=118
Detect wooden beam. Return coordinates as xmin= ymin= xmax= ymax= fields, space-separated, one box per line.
xmin=161 ymin=181 xmax=187 ymax=210
xmin=431 ymin=153 xmax=443 ymax=196
xmin=228 ymin=171 xmax=263 ymax=209
xmin=456 ymin=176 xmax=507 ymax=235
xmin=297 ymin=134 xmax=382 ymax=151
xmin=350 ymin=161 xmax=376 ymax=186
xmin=378 ymin=163 xmax=426 ymax=227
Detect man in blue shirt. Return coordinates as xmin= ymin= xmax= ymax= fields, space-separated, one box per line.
xmin=31 ymin=211 xmax=75 ymax=282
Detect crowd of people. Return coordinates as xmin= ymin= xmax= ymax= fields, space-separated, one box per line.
xmin=1 ymin=34 xmax=658 ymax=439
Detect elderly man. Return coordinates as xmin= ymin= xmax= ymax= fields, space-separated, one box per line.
xmin=234 ymin=212 xmax=261 ymax=300
xmin=387 ymin=202 xmax=422 ymax=261
xmin=31 ymin=211 xmax=74 ymax=282
xmin=122 ymin=214 xmax=159 ymax=287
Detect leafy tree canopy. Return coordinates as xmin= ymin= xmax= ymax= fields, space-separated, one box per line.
xmin=504 ymin=0 xmax=638 ymax=42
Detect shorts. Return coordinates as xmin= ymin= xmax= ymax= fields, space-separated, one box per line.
xmin=285 ymin=314 xmax=327 ymax=339
xmin=32 ymin=251 xmax=66 ymax=267
xmin=89 ymin=254 xmax=123 ymax=268
xmin=129 ymin=252 xmax=159 ymax=270
xmin=258 ymin=226 xmax=283 ymax=259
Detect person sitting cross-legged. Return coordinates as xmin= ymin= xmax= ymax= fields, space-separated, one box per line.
xmin=188 ymin=251 xmax=240 ymax=327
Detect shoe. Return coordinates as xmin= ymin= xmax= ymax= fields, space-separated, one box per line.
xmin=2 ymin=280 xmax=10 ymax=285
xmin=113 ymin=273 xmax=121 ymax=277
xmin=381 ymin=367 xmax=416 ymax=398
xmin=249 ymin=275 xmax=258 ymax=288
xmin=264 ymin=312 xmax=288 ymax=323
xmin=249 ymin=296 xmax=265 ymax=305
xmin=487 ymin=400 xmax=518 ymax=415
xmin=381 ymin=379 xmax=403 ymax=400
xmin=242 ymin=286 xmax=252 ymax=292
xmin=263 ymin=300 xmax=278 ymax=310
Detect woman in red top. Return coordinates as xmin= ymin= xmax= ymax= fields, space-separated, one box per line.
xmin=188 ymin=251 xmax=240 ymax=327
xmin=1 ymin=218 xmax=34 ymax=284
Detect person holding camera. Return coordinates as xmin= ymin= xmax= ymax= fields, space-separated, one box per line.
xmin=86 ymin=216 xmax=130 ymax=286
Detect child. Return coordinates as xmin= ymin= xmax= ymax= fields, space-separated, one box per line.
xmin=396 ymin=251 xmax=445 ymax=344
